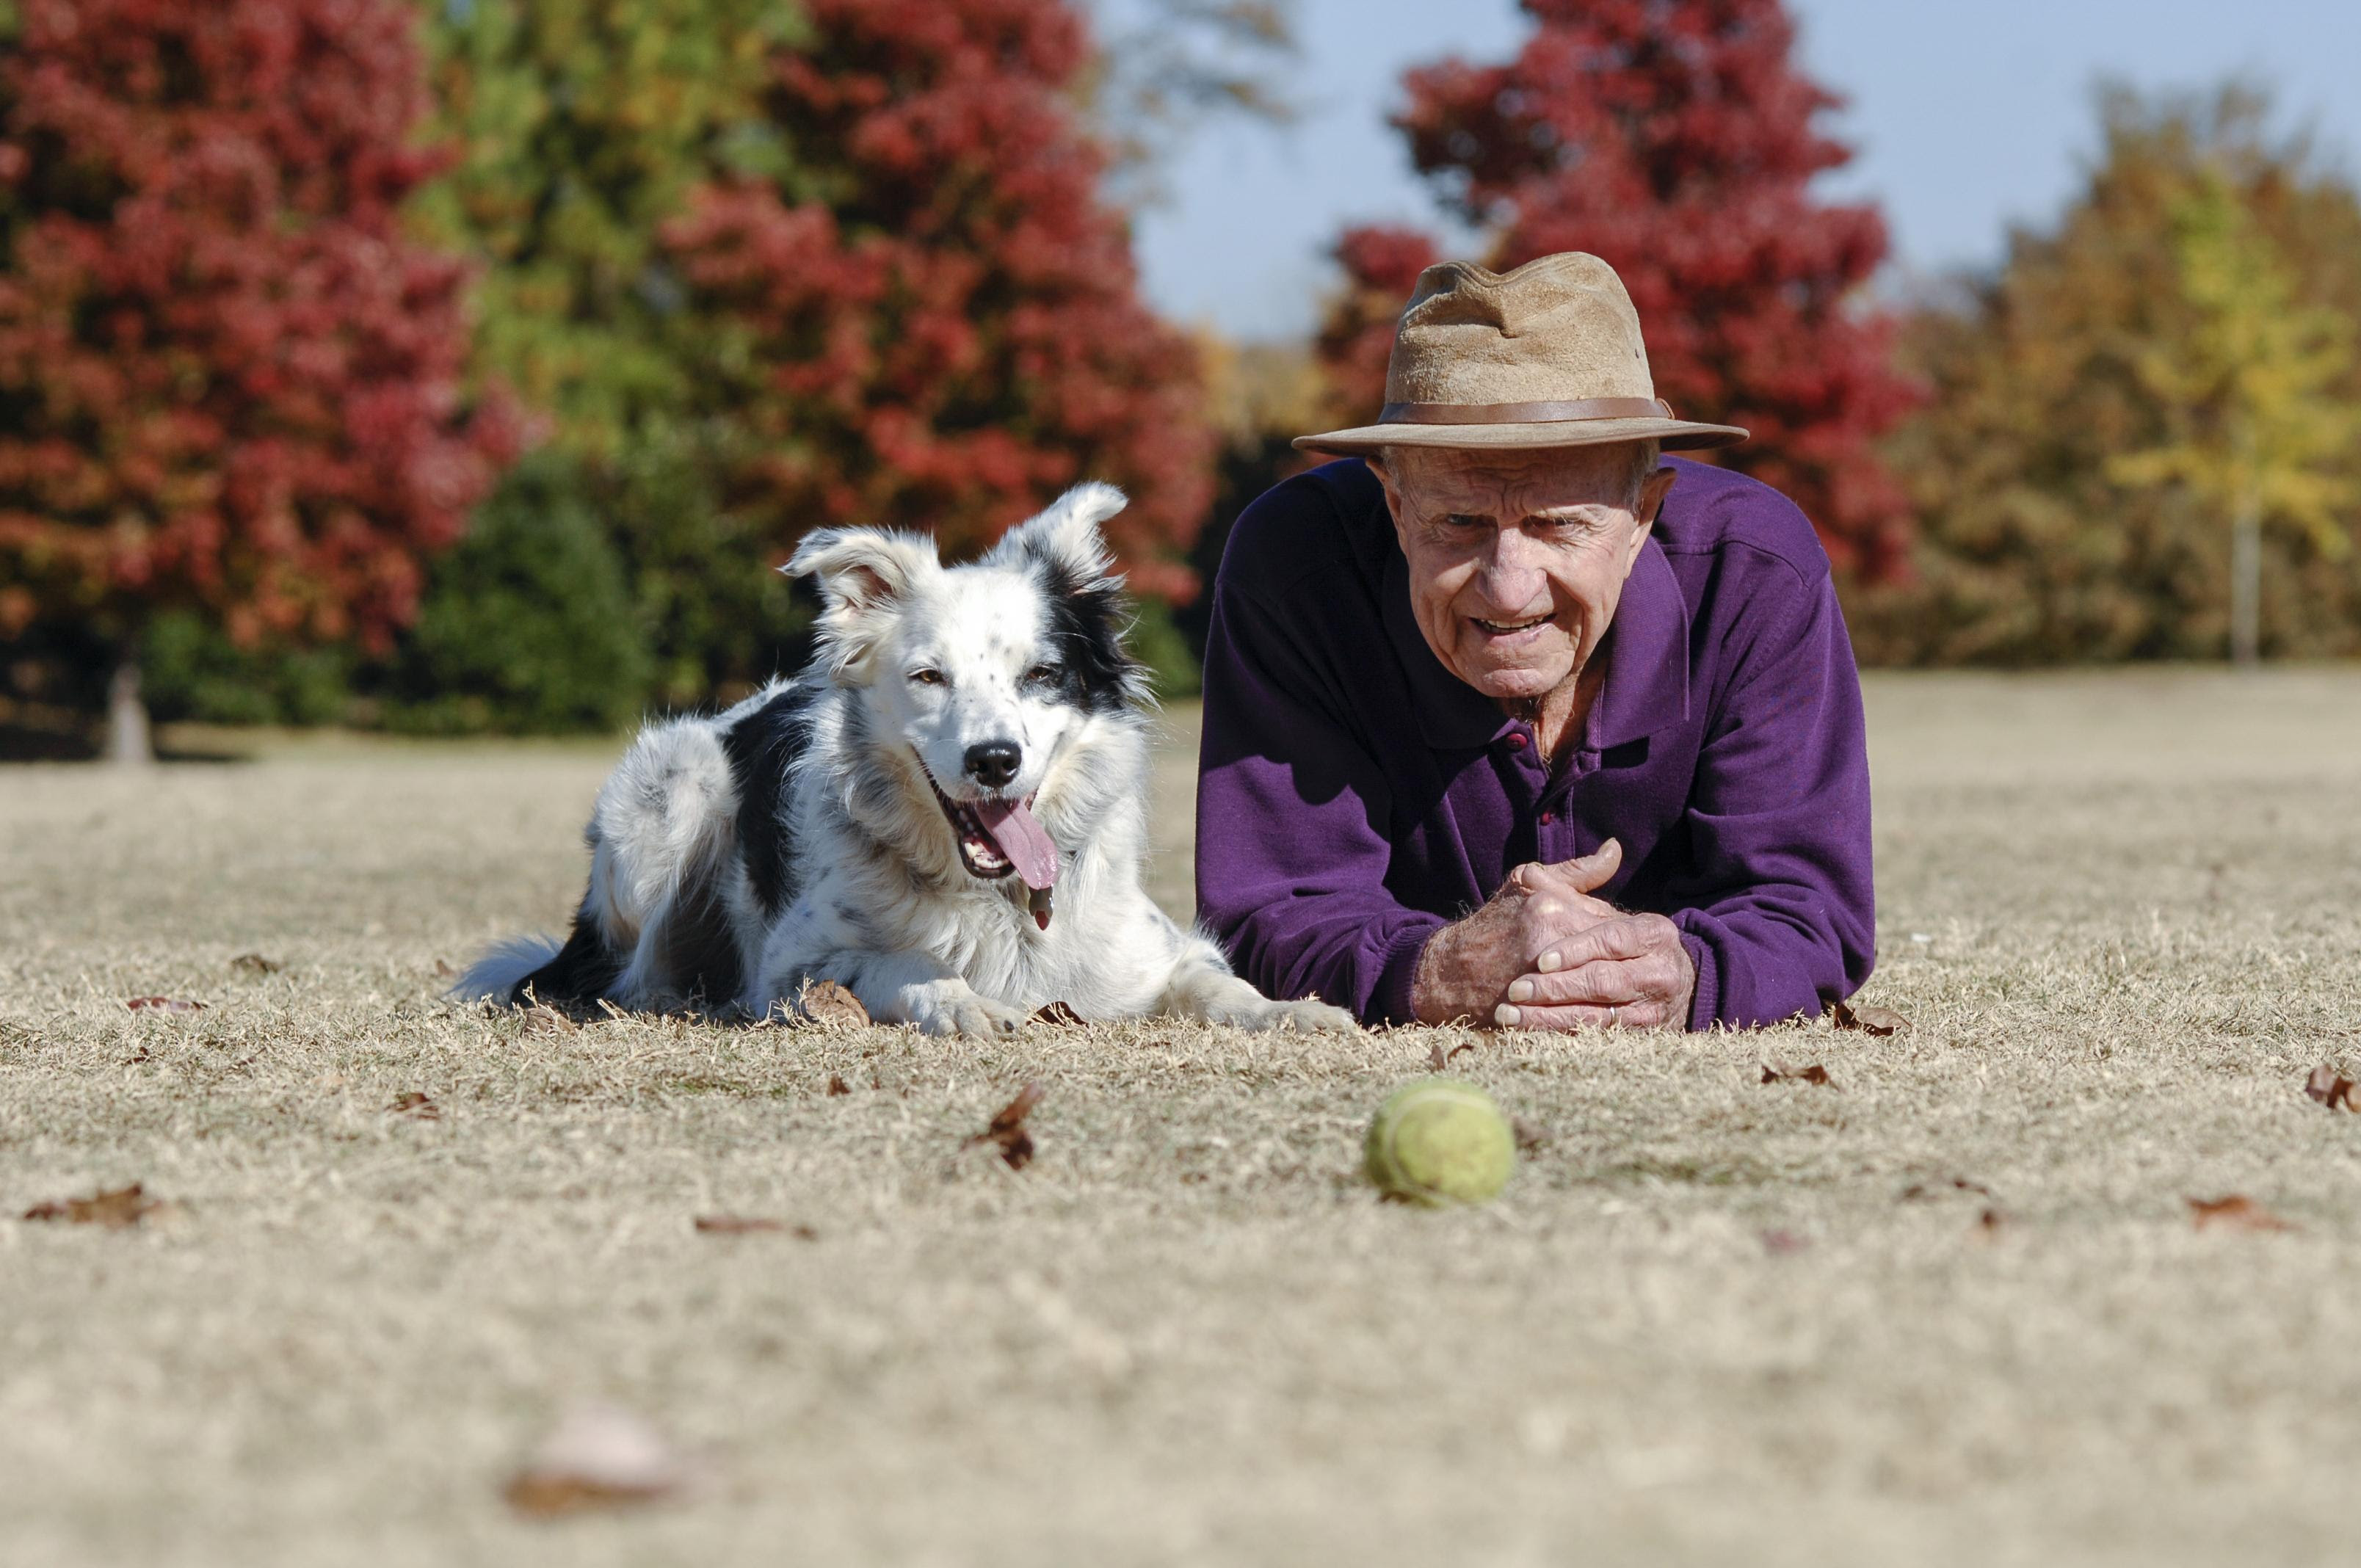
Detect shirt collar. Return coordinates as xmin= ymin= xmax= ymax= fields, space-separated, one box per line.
xmin=1381 ymin=528 xmax=1691 ymax=754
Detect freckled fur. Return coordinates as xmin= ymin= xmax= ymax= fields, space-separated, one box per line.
xmin=458 ymin=483 xmax=1355 ymax=1039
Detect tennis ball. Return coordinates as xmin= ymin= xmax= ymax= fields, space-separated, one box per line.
xmin=1363 ymin=1078 xmax=1515 ymax=1207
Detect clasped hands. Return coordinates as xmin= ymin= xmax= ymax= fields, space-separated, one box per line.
xmin=1408 ymin=839 xmax=1696 ymax=1031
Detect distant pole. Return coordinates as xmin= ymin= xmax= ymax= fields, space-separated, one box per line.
xmin=2230 ymin=487 xmax=2262 ymax=667
xmin=103 ymin=649 xmax=153 ymax=766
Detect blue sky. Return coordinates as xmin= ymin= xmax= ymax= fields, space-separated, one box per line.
xmin=1125 ymin=0 xmax=2361 ymax=341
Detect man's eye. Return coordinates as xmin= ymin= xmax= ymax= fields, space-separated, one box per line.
xmin=909 ymin=668 xmax=946 ymax=686
xmin=1443 ymin=513 xmax=1489 ymax=530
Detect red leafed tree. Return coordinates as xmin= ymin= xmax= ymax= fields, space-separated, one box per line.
xmin=659 ymin=0 xmax=1214 ymax=601
xmin=1321 ymin=0 xmax=1918 ymax=578
xmin=0 ymin=0 xmax=517 ymax=749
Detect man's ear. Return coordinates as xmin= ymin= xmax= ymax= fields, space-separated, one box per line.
xmin=983 ymin=481 xmax=1125 ymax=589
xmin=784 ymin=527 xmax=939 ymax=679
xmin=1365 ymin=452 xmax=1412 ymax=542
xmin=1626 ymin=464 xmax=1677 ymax=570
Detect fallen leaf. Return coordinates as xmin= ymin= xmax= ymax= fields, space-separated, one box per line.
xmin=965 ymin=1081 xmax=1043 ymax=1171
xmin=1426 ymin=1042 xmax=1448 ymax=1071
xmin=1830 ymin=998 xmax=1908 ymax=1036
xmin=125 ymin=996 xmax=204 ymax=1013
xmin=230 ymin=952 xmax=283 ymax=975
xmin=1760 ymin=1061 xmax=1835 ymax=1086
xmin=1976 ymin=1208 xmax=2006 ymax=1238
xmin=2188 ymin=1194 xmax=2296 ymax=1233
xmin=433 ymin=958 xmax=456 ymax=979
xmin=1031 ymin=1001 xmax=1085 ymax=1026
xmin=23 ymin=1182 xmax=170 ymax=1227
xmin=388 ymin=1092 xmax=440 ymax=1120
xmin=2304 ymin=1064 xmax=2357 ymax=1111
xmin=502 ymin=1404 xmax=692 ymax=1519
xmin=1446 ymin=1042 xmax=1478 ymax=1063
xmin=797 ymin=979 xmax=870 ymax=1028
xmin=693 ymin=1214 xmax=817 ymax=1238
xmin=1901 ymin=1177 xmax=1995 ymax=1202
xmin=1510 ymin=1114 xmax=1550 ymax=1153
xmin=826 ymin=1073 xmax=852 ymax=1097
xmin=521 ymin=1003 xmax=578 ymax=1037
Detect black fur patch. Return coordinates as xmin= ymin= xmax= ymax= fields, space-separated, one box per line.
xmin=721 ymin=681 xmax=819 ymax=919
xmin=512 ymin=892 xmax=623 ymax=1006
xmin=654 ymin=852 xmax=743 ymax=1009
xmin=1038 ymin=562 xmax=1142 ymax=714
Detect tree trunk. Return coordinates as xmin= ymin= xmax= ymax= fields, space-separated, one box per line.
xmin=2230 ymin=495 xmax=2262 ymax=667
xmin=104 ymin=652 xmax=153 ymax=766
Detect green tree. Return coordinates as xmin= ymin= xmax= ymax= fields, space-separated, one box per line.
xmin=1865 ymin=85 xmax=2361 ymax=666
xmin=2106 ymin=169 xmax=2360 ymax=664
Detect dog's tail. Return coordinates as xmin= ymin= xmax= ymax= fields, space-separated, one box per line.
xmin=451 ymin=934 xmax=563 ymax=1003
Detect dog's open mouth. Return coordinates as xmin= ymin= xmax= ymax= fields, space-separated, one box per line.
xmin=918 ymin=758 xmax=1062 ymax=893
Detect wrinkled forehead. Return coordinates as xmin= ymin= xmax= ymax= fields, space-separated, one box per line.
xmin=1388 ymin=443 xmax=1640 ymax=515
xmin=897 ymin=564 xmax=1048 ymax=664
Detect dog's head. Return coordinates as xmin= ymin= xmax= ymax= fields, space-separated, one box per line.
xmin=786 ymin=483 xmax=1147 ymax=885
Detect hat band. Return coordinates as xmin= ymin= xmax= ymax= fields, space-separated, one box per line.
xmin=1377 ymin=396 xmax=1672 ymax=426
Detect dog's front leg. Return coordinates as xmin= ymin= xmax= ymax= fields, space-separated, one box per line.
xmin=1156 ymin=932 xmax=1358 ymax=1034
xmin=845 ymin=950 xmax=1029 ymax=1039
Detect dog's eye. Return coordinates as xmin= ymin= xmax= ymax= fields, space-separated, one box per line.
xmin=908 ymin=668 xmax=946 ymax=687
xmin=1024 ymin=664 xmax=1062 ymax=687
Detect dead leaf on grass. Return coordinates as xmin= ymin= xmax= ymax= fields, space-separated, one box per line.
xmin=2304 ymin=1064 xmax=2357 ymax=1111
xmin=388 ymin=1092 xmax=440 ymax=1121
xmin=1976 ymin=1208 xmax=2006 ymax=1238
xmin=1760 ymin=1061 xmax=1835 ymax=1087
xmin=1511 ymin=1114 xmax=1550 ymax=1153
xmin=797 ymin=979 xmax=869 ymax=1028
xmin=826 ymin=1073 xmax=852 ymax=1097
xmin=694 ymin=1214 xmax=818 ymax=1239
xmin=1901 ymin=1177 xmax=1995 ymax=1202
xmin=1829 ymin=998 xmax=1908 ymax=1036
xmin=433 ymin=958 xmax=456 ymax=979
xmin=230 ymin=952 xmax=283 ymax=975
xmin=125 ymin=996 xmax=204 ymax=1014
xmin=502 ymin=1404 xmax=693 ymax=1519
xmin=1031 ymin=1001 xmax=1085 ymax=1026
xmin=521 ymin=1003 xmax=578 ymax=1037
xmin=2188 ymin=1194 xmax=2296 ymax=1233
xmin=23 ymin=1182 xmax=173 ymax=1228
xmin=965 ymin=1081 xmax=1043 ymax=1171
xmin=1426 ymin=1042 xmax=1448 ymax=1070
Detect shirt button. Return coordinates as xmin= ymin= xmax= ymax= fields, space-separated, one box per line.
xmin=1538 ymin=810 xmax=1556 ymax=825
xmin=1504 ymin=732 xmax=1528 ymax=751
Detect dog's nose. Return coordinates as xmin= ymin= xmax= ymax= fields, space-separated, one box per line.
xmin=965 ymin=741 xmax=1021 ymax=788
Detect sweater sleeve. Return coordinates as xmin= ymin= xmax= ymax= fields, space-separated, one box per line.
xmin=1194 ymin=578 xmax=1447 ymax=1025
xmin=1667 ymin=563 xmax=1876 ymax=1029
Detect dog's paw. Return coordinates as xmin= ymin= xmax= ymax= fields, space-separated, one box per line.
xmin=915 ymin=993 xmax=1031 ymax=1039
xmin=1219 ymin=996 xmax=1360 ymax=1034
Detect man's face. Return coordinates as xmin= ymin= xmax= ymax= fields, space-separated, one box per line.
xmin=1375 ymin=444 xmax=1675 ymax=707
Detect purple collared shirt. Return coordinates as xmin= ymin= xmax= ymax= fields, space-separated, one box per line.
xmin=1193 ymin=456 xmax=1875 ymax=1030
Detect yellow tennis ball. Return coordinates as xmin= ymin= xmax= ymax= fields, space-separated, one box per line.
xmin=1363 ymin=1078 xmax=1515 ymax=1207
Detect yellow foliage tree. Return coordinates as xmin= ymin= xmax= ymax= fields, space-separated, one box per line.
xmin=2106 ymin=167 xmax=2361 ymax=664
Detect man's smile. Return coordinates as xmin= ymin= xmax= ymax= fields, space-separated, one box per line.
xmin=1472 ymin=612 xmax=1554 ymax=639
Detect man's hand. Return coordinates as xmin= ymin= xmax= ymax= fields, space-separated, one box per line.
xmin=1410 ymin=841 xmax=1627 ymax=1025
xmin=1495 ymin=910 xmax=1695 ymax=1031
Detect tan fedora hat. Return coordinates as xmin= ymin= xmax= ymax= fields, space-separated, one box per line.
xmin=1295 ymin=252 xmax=1747 ymax=456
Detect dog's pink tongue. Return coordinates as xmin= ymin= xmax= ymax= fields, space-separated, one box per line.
xmin=973 ymin=798 xmax=1059 ymax=890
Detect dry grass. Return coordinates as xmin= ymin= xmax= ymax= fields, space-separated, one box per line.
xmin=5 ymin=669 xmax=2361 ymax=1567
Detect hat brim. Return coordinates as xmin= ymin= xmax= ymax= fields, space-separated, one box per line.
xmin=1292 ymin=415 xmax=1747 ymax=457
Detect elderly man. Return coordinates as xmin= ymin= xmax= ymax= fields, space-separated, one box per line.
xmin=1194 ymin=253 xmax=1874 ymax=1031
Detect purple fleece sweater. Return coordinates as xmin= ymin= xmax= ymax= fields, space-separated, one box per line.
xmin=1193 ymin=456 xmax=1875 ymax=1030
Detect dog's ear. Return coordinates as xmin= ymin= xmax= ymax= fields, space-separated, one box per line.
xmin=984 ymin=482 xmax=1125 ymax=589
xmin=785 ymin=527 xmax=938 ymax=678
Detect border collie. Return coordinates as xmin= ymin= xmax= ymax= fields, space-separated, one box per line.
xmin=459 ymin=483 xmax=1354 ymax=1039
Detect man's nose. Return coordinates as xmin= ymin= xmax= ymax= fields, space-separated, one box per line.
xmin=1473 ymin=530 xmax=1548 ymax=610
xmin=964 ymin=741 xmax=1021 ymax=788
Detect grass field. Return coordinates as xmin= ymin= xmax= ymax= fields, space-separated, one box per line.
xmin=6 ymin=669 xmax=2361 ymax=1567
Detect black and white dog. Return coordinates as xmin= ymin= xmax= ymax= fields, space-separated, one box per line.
xmin=460 ymin=484 xmax=1354 ymax=1039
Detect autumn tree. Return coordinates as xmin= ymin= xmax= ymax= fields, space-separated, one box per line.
xmin=661 ymin=0 xmax=1216 ymax=605
xmin=1871 ymin=86 xmax=2361 ymax=665
xmin=1319 ymin=0 xmax=1918 ymax=578
xmin=0 ymin=0 xmax=515 ymax=757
